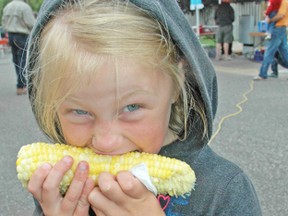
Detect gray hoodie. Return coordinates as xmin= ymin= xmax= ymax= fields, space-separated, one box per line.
xmin=27 ymin=0 xmax=262 ymax=215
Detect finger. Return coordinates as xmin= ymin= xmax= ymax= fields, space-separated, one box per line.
xmin=27 ymin=163 xmax=52 ymax=202
xmin=89 ymin=173 xmax=161 ymax=216
xmin=117 ymin=172 xmax=164 ymax=215
xmin=61 ymin=161 xmax=91 ymax=214
xmin=41 ymin=156 xmax=73 ymax=205
xmin=97 ymin=172 xmax=128 ymax=204
xmin=88 ymin=186 xmax=119 ymax=215
xmin=74 ymin=177 xmax=95 ymax=215
xmin=117 ymin=171 xmax=150 ymax=199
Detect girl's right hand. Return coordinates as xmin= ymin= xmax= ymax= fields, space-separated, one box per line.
xmin=27 ymin=156 xmax=94 ymax=216
xmin=88 ymin=171 xmax=165 ymax=216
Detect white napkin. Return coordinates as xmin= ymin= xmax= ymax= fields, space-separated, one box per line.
xmin=129 ymin=163 xmax=158 ymax=196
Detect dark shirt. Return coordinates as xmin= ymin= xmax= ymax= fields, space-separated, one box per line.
xmin=215 ymin=3 xmax=235 ymax=26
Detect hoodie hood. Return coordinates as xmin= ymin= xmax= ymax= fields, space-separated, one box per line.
xmin=27 ymin=0 xmax=217 ymax=156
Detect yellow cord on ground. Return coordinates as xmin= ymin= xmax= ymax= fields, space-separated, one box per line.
xmin=209 ymin=80 xmax=255 ymax=144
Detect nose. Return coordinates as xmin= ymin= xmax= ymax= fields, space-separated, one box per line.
xmin=91 ymin=121 xmax=123 ymax=154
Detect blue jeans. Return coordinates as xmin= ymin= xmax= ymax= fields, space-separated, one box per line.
xmin=259 ymin=27 xmax=288 ymax=78
xmin=267 ymin=11 xmax=277 ymax=35
xmin=8 ymin=33 xmax=29 ymax=88
xmin=271 ymin=55 xmax=279 ymax=75
xmin=271 ymin=50 xmax=288 ymax=75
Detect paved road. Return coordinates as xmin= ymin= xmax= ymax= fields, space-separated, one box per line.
xmin=0 ymin=53 xmax=287 ymax=216
xmin=211 ymin=56 xmax=288 ymax=216
xmin=0 ymin=54 xmax=49 ymax=215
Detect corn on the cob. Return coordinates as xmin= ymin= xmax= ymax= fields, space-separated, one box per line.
xmin=16 ymin=142 xmax=196 ymax=196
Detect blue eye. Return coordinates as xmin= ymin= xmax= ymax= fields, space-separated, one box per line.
xmin=124 ymin=104 xmax=140 ymax=112
xmin=74 ymin=109 xmax=89 ymax=115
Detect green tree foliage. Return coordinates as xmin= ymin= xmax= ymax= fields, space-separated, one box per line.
xmin=28 ymin=0 xmax=44 ymax=12
xmin=0 ymin=0 xmax=10 ymax=24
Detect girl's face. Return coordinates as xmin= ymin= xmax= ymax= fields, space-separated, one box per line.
xmin=57 ymin=59 xmax=177 ymax=155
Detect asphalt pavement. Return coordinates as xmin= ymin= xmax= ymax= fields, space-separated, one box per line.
xmin=0 ymin=52 xmax=287 ymax=216
xmin=211 ymin=56 xmax=288 ymax=216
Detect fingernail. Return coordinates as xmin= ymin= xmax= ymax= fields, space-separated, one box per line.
xmin=63 ymin=156 xmax=73 ymax=164
xmin=41 ymin=163 xmax=51 ymax=170
xmin=78 ymin=161 xmax=88 ymax=172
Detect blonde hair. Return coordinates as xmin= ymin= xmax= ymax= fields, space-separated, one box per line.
xmin=29 ymin=0 xmax=207 ymax=143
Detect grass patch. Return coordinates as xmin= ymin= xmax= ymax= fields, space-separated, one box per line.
xmin=199 ymin=36 xmax=216 ymax=47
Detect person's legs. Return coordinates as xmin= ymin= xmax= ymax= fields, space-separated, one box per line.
xmin=270 ymin=59 xmax=278 ymax=77
xmin=221 ymin=42 xmax=232 ymax=55
xmin=15 ymin=34 xmax=28 ymax=89
xmin=215 ymin=27 xmax=223 ymax=60
xmin=257 ymin=27 xmax=285 ymax=79
xmin=276 ymin=33 xmax=288 ymax=67
xmin=270 ymin=28 xmax=288 ymax=78
xmin=223 ymin=43 xmax=229 ymax=56
xmin=216 ymin=43 xmax=222 ymax=60
xmin=8 ymin=33 xmax=28 ymax=94
xmin=228 ymin=42 xmax=233 ymax=55
xmin=223 ymin=43 xmax=231 ymax=60
xmin=223 ymin=25 xmax=233 ymax=60
xmin=8 ymin=34 xmax=20 ymax=83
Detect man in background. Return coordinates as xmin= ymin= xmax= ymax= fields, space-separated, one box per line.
xmin=2 ymin=0 xmax=35 ymax=95
xmin=254 ymin=0 xmax=288 ymax=80
xmin=214 ymin=0 xmax=235 ymax=61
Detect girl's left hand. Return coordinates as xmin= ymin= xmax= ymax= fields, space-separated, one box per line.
xmin=88 ymin=171 xmax=165 ymax=216
xmin=28 ymin=157 xmax=94 ymax=216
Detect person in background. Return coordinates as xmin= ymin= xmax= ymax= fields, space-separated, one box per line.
xmin=2 ymin=0 xmax=35 ymax=95
xmin=264 ymin=0 xmax=282 ymax=40
xmin=254 ymin=0 xmax=288 ymax=80
xmin=214 ymin=0 xmax=235 ymax=61
xmin=221 ymin=42 xmax=233 ymax=56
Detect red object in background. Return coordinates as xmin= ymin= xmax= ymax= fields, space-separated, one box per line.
xmin=0 ymin=33 xmax=8 ymax=45
xmin=199 ymin=25 xmax=204 ymax=33
xmin=0 ymin=38 xmax=8 ymax=45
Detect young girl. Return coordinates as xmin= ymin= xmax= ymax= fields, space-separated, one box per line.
xmin=26 ymin=0 xmax=262 ymax=215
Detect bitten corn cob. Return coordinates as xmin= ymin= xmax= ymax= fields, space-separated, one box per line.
xmin=16 ymin=142 xmax=196 ymax=196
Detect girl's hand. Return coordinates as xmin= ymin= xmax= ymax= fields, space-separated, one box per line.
xmin=27 ymin=156 xmax=94 ymax=216
xmin=88 ymin=171 xmax=165 ymax=216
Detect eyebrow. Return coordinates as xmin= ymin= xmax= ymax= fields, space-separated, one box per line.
xmin=63 ymin=87 xmax=157 ymax=106
xmin=63 ymin=97 xmax=83 ymax=103
xmin=118 ymin=88 xmax=157 ymax=101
